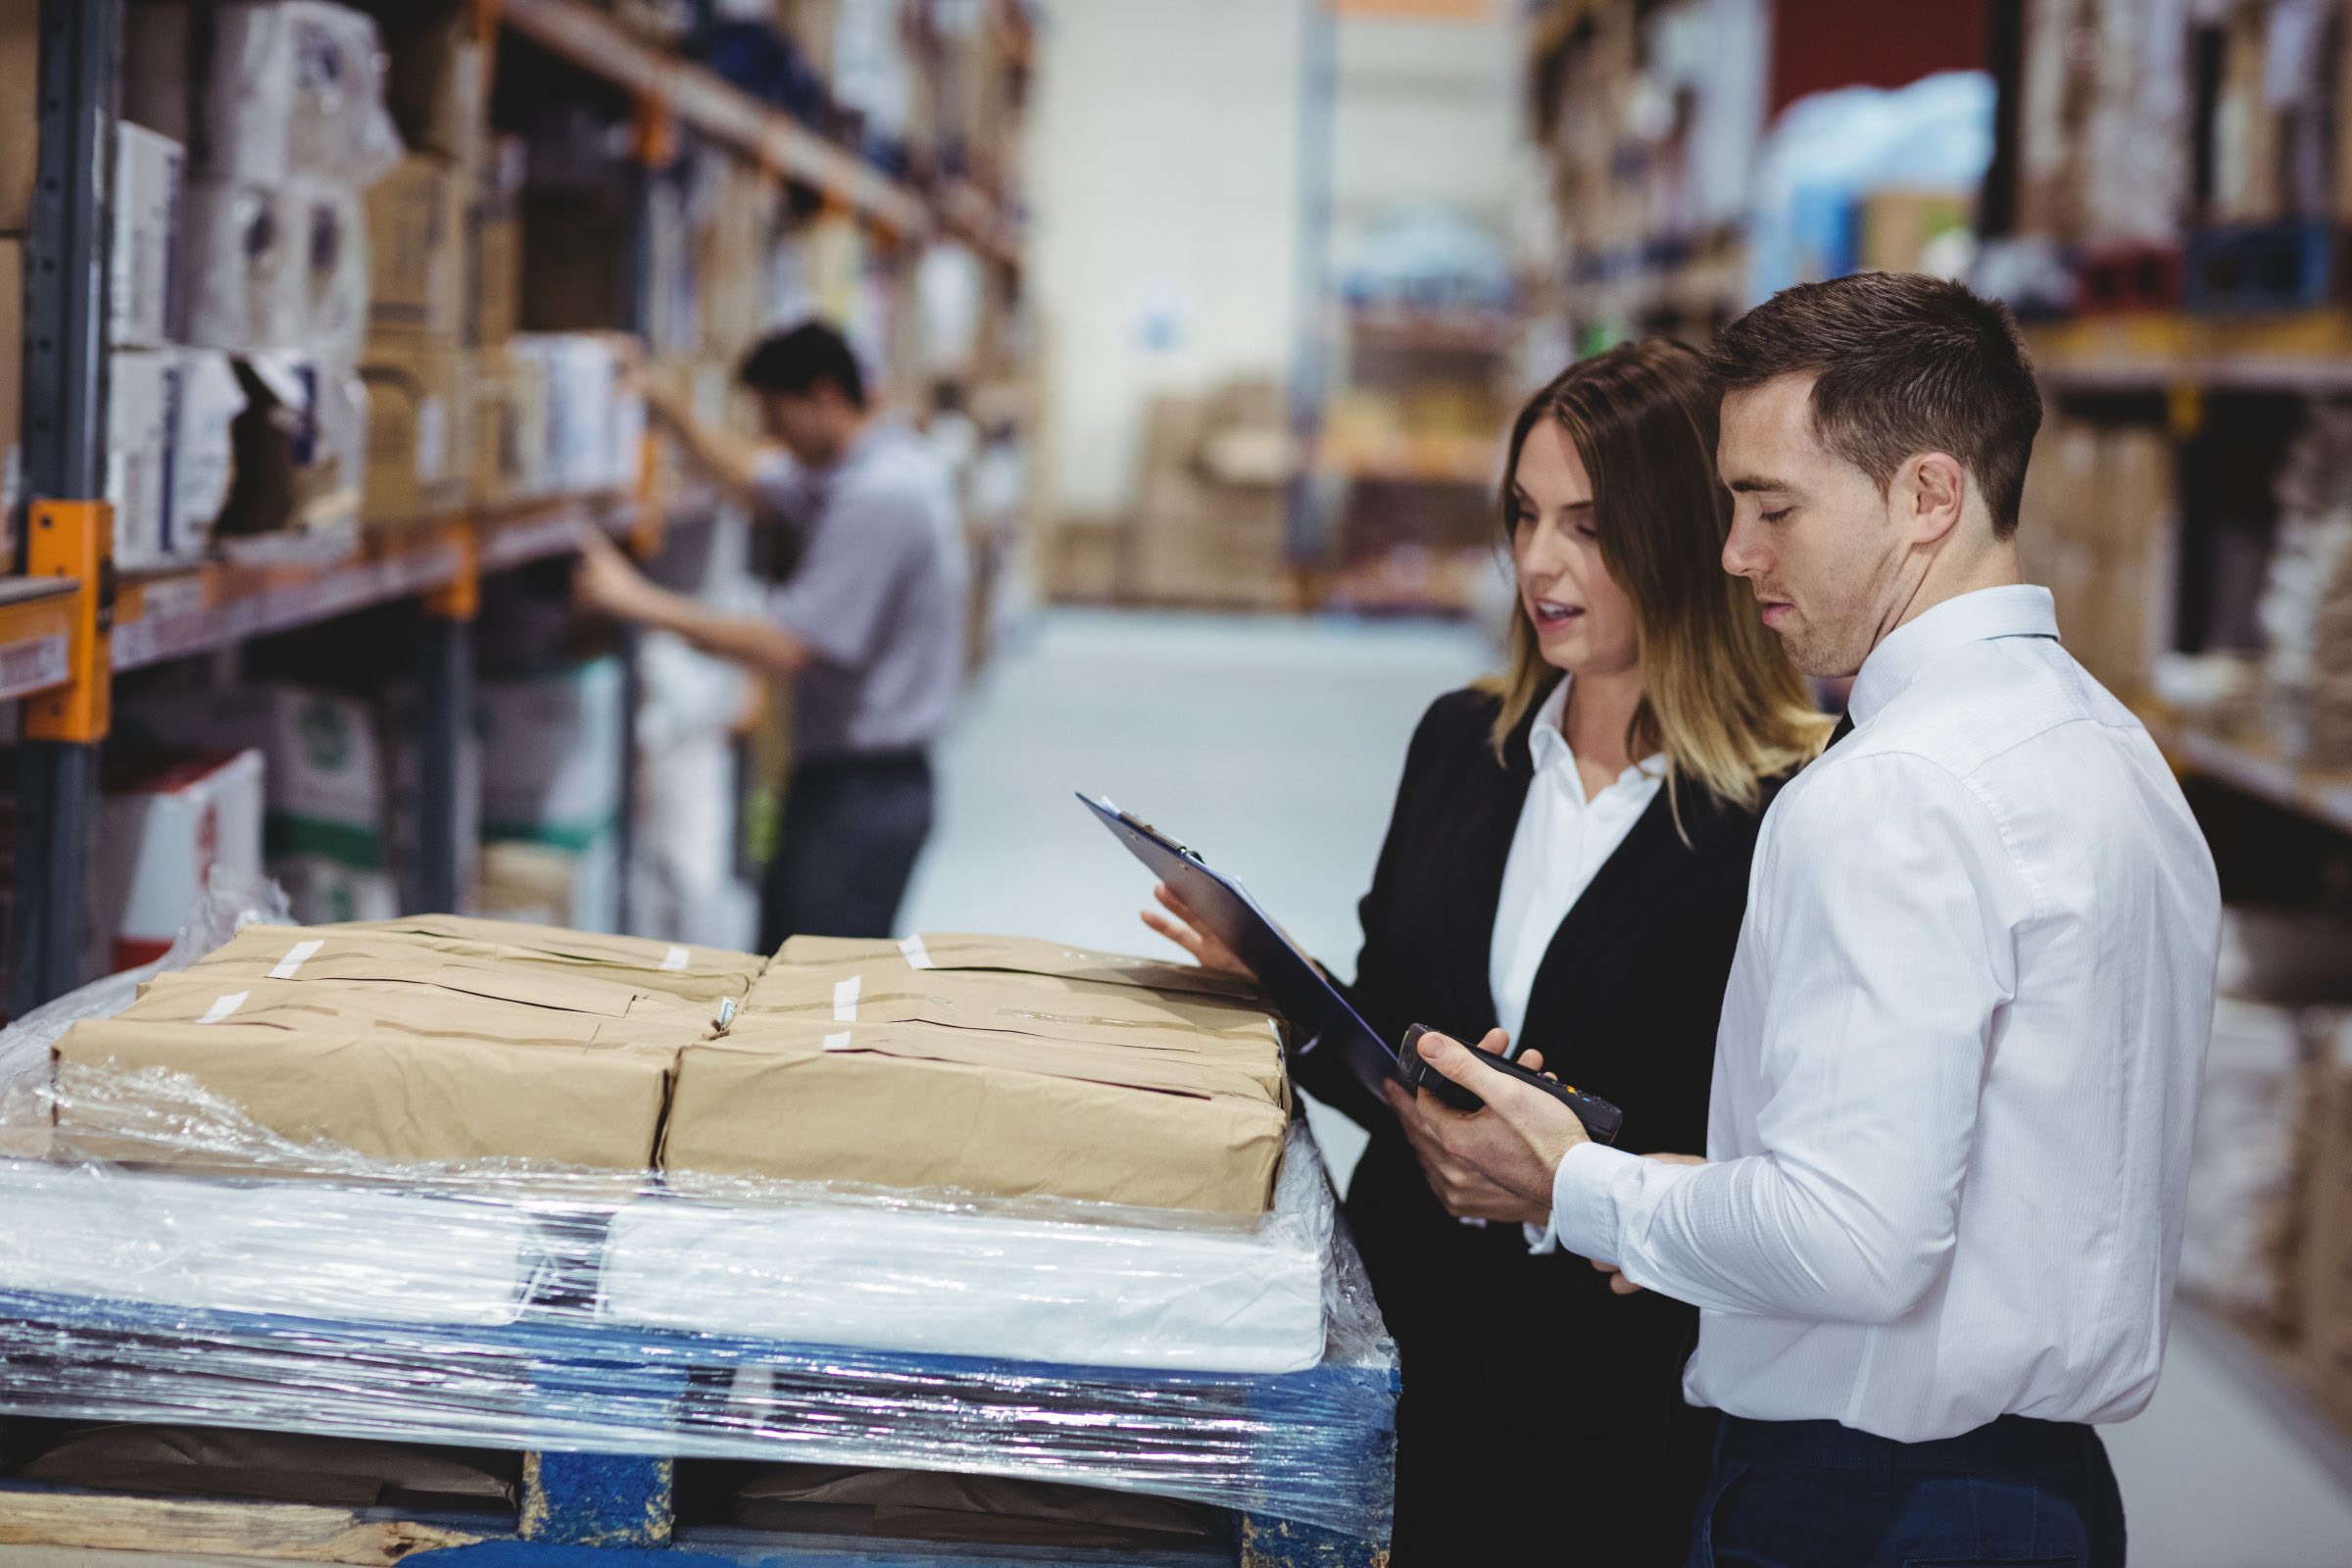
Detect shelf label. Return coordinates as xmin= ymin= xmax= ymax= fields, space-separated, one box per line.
xmin=0 ymin=634 xmax=70 ymax=702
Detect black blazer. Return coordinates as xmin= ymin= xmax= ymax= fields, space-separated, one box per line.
xmin=1295 ymin=682 xmax=1775 ymax=1431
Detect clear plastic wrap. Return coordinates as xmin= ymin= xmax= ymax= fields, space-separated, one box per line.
xmin=0 ymin=906 xmax=1398 ymax=1544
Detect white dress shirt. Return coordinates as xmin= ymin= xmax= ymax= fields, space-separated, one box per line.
xmin=1549 ymin=585 xmax=2220 ymax=1442
xmin=1490 ymin=677 xmax=1666 ymax=1046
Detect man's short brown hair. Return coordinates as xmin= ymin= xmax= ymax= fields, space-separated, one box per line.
xmin=1708 ymin=271 xmax=2043 ymax=538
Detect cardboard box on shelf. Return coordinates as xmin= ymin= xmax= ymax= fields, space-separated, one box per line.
xmin=518 ymin=193 xmax=627 ymax=335
xmin=476 ymin=837 xmax=621 ymax=937
xmin=359 ymin=334 xmax=471 ymax=527
xmin=477 ymin=659 xmax=626 ymax=933
xmin=662 ymin=1016 xmax=1288 ymax=1213
xmin=1043 ymin=518 xmax=1128 ymax=604
xmin=1858 ymin=189 xmax=1975 ymax=275
xmin=479 ymin=659 xmax=625 ymax=850
xmin=381 ymin=4 xmax=488 ymax=169
xmin=2303 ymin=1030 xmax=2352 ymax=1426
xmin=53 ymin=1019 xmax=677 ymax=1173
xmin=86 ymin=749 xmax=267 ymax=978
xmin=367 ymin=155 xmax=466 ymax=339
xmin=0 ymin=0 xmax=32 ymax=232
xmin=468 ymin=347 xmax=539 ymax=507
xmin=111 ymin=123 xmax=186 ymax=351
xmin=108 ymin=349 xmax=247 ymax=571
xmin=184 ymin=180 xmax=368 ymax=358
xmin=469 ymin=145 xmax=524 ymax=350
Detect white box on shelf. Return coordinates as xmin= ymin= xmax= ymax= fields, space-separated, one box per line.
xmin=86 ymin=749 xmax=267 ymax=978
xmin=111 ymin=123 xmax=185 ymax=350
xmin=107 ymin=350 xmax=246 ymax=571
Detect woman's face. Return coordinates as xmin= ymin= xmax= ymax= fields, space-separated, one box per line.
xmin=1510 ymin=420 xmax=1641 ymax=679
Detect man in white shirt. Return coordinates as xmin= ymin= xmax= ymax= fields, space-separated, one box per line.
xmin=1414 ymin=271 xmax=2220 ymax=1567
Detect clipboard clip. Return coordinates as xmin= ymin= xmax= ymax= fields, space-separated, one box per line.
xmin=1109 ymin=804 xmax=1204 ymax=863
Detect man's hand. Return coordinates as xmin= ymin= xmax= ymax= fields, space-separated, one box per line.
xmin=1380 ymin=1074 xmax=1549 ymax=1225
xmin=1411 ymin=1027 xmax=1591 ymax=1210
xmin=574 ymin=526 xmax=659 ymax=623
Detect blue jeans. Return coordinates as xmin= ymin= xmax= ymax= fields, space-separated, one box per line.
xmin=1687 ymin=1414 xmax=2126 ymax=1568
xmin=760 ymin=752 xmax=935 ymax=947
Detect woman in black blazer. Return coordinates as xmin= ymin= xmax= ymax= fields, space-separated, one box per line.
xmin=1149 ymin=340 xmax=1830 ymax=1565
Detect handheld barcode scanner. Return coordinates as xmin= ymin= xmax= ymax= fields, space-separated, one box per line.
xmin=1400 ymin=1022 xmax=1625 ymax=1145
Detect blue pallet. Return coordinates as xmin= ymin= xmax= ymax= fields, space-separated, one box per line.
xmin=2182 ymin=221 xmax=2337 ymax=314
xmin=0 ymin=1287 xmax=1396 ymax=1567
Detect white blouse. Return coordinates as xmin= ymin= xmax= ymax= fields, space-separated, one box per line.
xmin=1488 ymin=677 xmax=1666 ymax=1048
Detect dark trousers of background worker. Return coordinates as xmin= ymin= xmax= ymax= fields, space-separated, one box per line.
xmin=1686 ymin=1412 xmax=2126 ymax=1568
xmin=760 ymin=752 xmax=934 ymax=948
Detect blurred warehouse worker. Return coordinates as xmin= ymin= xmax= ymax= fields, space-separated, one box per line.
xmin=1146 ymin=340 xmax=1831 ymax=1565
xmin=1411 ymin=272 xmax=2221 ymax=1568
xmin=577 ymin=321 xmax=968 ymax=947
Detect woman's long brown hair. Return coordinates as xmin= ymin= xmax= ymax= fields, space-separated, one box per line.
xmin=1480 ymin=338 xmax=1832 ymax=813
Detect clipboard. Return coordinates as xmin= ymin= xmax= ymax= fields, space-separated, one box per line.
xmin=1079 ymin=794 xmax=1403 ymax=1101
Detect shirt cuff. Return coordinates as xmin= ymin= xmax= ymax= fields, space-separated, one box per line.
xmin=1522 ymin=1220 xmax=1557 ymax=1254
xmin=1550 ymin=1140 xmax=1644 ymax=1263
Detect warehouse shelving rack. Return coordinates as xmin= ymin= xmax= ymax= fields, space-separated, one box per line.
xmin=1 ymin=0 xmax=1029 ymax=1016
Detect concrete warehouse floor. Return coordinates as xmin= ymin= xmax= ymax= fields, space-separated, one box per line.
xmin=901 ymin=608 xmax=2352 ymax=1568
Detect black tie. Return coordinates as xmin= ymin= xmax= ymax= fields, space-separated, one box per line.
xmin=1828 ymin=710 xmax=1855 ymax=747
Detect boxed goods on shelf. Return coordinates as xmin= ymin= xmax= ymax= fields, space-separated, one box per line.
xmin=2259 ymin=404 xmax=2352 ymax=766
xmin=216 ymin=354 xmax=368 ymax=546
xmin=2180 ymin=996 xmax=2320 ymax=1335
xmin=359 ymin=335 xmax=472 ymax=527
xmin=510 ymin=333 xmax=647 ymax=497
xmin=84 ymin=750 xmax=266 ymax=979
xmin=0 ymin=0 xmax=32 ymax=233
xmin=2306 ymin=1018 xmax=2352 ymax=1426
xmin=1125 ymin=383 xmax=1291 ymax=612
xmin=110 ymin=123 xmax=186 ymax=352
xmin=2015 ymin=416 xmax=2176 ymax=698
xmin=479 ymin=660 xmax=626 ymax=932
xmin=475 ymin=838 xmax=619 ymax=934
xmin=0 ymin=237 xmax=19 ymax=543
xmin=183 ymin=180 xmax=368 ymax=357
xmin=107 ymin=349 xmax=247 ymax=571
xmin=118 ymin=684 xmax=398 ymax=924
xmin=176 ymin=1 xmax=401 ymax=188
xmin=467 ymin=140 xmax=525 ymax=350
xmin=379 ymin=3 xmax=489 ymax=171
xmin=366 ymin=155 xmax=468 ymax=340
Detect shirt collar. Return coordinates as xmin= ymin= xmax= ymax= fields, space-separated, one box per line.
xmin=1848 ymin=584 xmax=2059 ymax=727
xmin=1529 ymin=676 xmax=1668 ymax=788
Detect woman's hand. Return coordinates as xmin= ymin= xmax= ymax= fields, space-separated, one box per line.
xmin=1381 ymin=1037 xmax=1552 ymax=1227
xmin=1141 ymin=884 xmax=1255 ymax=978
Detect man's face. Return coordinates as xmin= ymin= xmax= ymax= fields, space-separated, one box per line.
xmin=759 ymin=389 xmax=841 ymax=466
xmin=1717 ymin=374 xmax=1908 ymax=678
